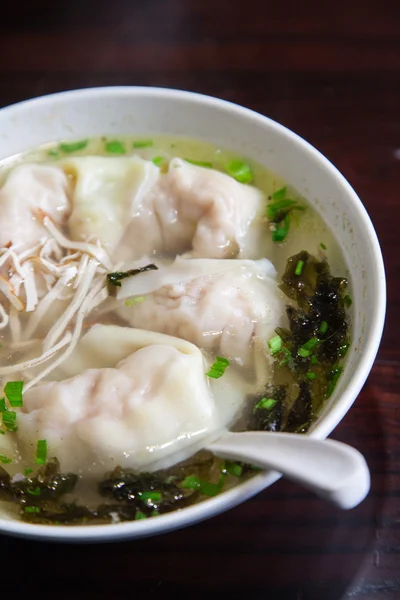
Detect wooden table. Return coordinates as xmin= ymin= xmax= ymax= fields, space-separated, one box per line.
xmin=0 ymin=1 xmax=398 ymax=597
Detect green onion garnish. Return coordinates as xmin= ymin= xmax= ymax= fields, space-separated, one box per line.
xmin=319 ymin=321 xmax=328 ymax=334
xmin=152 ymin=156 xmax=164 ymax=166
xmin=206 ymin=356 xmax=230 ymax=379
xmin=35 ymin=440 xmax=47 ymax=465
xmin=140 ymin=491 xmax=162 ymax=503
xmin=306 ymin=371 xmax=317 ymax=380
xmin=0 ymin=430 xmax=5 ymax=436
xmin=0 ymin=454 xmax=12 ymax=464
xmin=268 ymin=335 xmax=282 ymax=355
xmin=48 ymin=148 xmax=60 ymax=158
xmin=105 ymin=140 xmax=126 ymax=154
xmin=180 ymin=475 xmax=222 ymax=497
xmin=311 ymin=355 xmax=318 ymax=365
xmin=184 ymin=158 xmax=213 ymax=168
xmin=267 ymin=199 xmax=299 ymax=222
xmin=0 ymin=398 xmax=6 ymax=412
xmin=295 ymin=260 xmax=304 ymax=276
xmin=24 ymin=467 xmax=33 ymax=476
xmin=225 ymin=462 xmax=243 ymax=477
xmin=327 ymin=365 xmax=343 ymax=397
xmin=24 ymin=506 xmax=40 ymax=514
xmin=4 ymin=381 xmax=23 ymax=407
xmin=59 ymin=139 xmax=88 ymax=153
xmin=278 ymin=347 xmax=292 ymax=367
xmin=344 ymin=295 xmax=352 ymax=307
xmin=135 ymin=511 xmax=147 ymax=520
xmin=338 ymin=342 xmax=350 ymax=357
xmin=320 ymin=242 xmax=327 ymax=250
xmin=2 ymin=410 xmax=17 ymax=432
xmin=298 ymin=337 xmax=319 ymax=358
xmin=125 ymin=296 xmax=146 ymax=307
xmin=150 ymin=510 xmax=159 ymax=517
xmin=27 ymin=487 xmax=41 ymax=496
xmin=133 ymin=140 xmax=153 ymax=149
xmin=225 ymin=160 xmax=253 ymax=184
xmin=254 ymin=397 xmax=276 ymax=412
xmin=271 ymin=186 xmax=287 ymax=200
xmin=272 ymin=215 xmax=290 ymax=243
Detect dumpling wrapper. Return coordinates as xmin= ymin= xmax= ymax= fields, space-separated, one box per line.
xmin=0 ymin=163 xmax=70 ymax=248
xmin=116 ymin=256 xmax=284 ymax=368
xmin=18 ymin=327 xmax=243 ymax=476
xmin=60 ymin=155 xmax=159 ymax=257
xmin=125 ymin=157 xmax=269 ymax=259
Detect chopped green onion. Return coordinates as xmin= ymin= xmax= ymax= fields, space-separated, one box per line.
xmin=35 ymin=440 xmax=47 ymax=465
xmin=338 ymin=342 xmax=350 ymax=357
xmin=0 ymin=430 xmax=5 ymax=435
xmin=267 ymin=199 xmax=298 ymax=221
xmin=254 ymin=397 xmax=276 ymax=412
xmin=132 ymin=140 xmax=153 ymax=149
xmin=4 ymin=381 xmax=23 ymax=407
xmin=125 ymin=296 xmax=146 ymax=307
xmin=180 ymin=475 xmax=222 ymax=497
xmin=279 ymin=347 xmax=292 ymax=367
xmin=268 ymin=335 xmax=282 ymax=355
xmin=311 ymin=355 xmax=318 ymax=365
xmin=48 ymin=148 xmax=60 ymax=158
xmin=140 ymin=491 xmax=162 ymax=503
xmin=320 ymin=242 xmax=327 ymax=250
xmin=152 ymin=156 xmax=164 ymax=166
xmin=306 ymin=371 xmax=317 ymax=380
xmin=344 ymin=295 xmax=353 ymax=307
xmin=0 ymin=454 xmax=12 ymax=464
xmin=298 ymin=337 xmax=319 ymax=358
xmin=225 ymin=461 xmax=243 ymax=477
xmin=27 ymin=487 xmax=41 ymax=496
xmin=225 ymin=159 xmax=253 ymax=184
xmin=24 ymin=506 xmax=40 ymax=514
xmin=150 ymin=510 xmax=159 ymax=517
xmin=271 ymin=186 xmax=287 ymax=200
xmin=184 ymin=158 xmax=213 ymax=168
xmin=206 ymin=356 xmax=230 ymax=379
xmin=105 ymin=140 xmax=126 ymax=154
xmin=135 ymin=511 xmax=147 ymax=520
xmin=0 ymin=398 xmax=6 ymax=412
xmin=59 ymin=139 xmax=88 ymax=153
xmin=272 ymin=215 xmax=290 ymax=243
xmin=24 ymin=467 xmax=33 ymax=476
xmin=326 ymin=365 xmax=343 ymax=397
xmin=319 ymin=321 xmax=328 ymax=334
xmin=295 ymin=260 xmax=304 ymax=276
xmin=2 ymin=410 xmax=17 ymax=432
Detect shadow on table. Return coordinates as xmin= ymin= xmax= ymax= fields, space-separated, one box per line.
xmin=0 ymin=379 xmax=389 ymax=600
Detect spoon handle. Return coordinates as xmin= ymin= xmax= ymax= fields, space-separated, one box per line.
xmin=208 ymin=431 xmax=370 ymax=509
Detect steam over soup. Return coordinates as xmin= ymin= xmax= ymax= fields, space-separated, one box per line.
xmin=0 ymin=137 xmax=351 ymax=525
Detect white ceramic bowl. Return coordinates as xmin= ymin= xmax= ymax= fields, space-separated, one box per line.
xmin=0 ymin=87 xmax=385 ymax=543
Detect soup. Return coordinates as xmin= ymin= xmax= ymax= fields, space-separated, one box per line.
xmin=0 ymin=136 xmax=351 ymax=524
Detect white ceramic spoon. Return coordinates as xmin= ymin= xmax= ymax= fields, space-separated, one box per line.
xmin=208 ymin=431 xmax=370 ymax=509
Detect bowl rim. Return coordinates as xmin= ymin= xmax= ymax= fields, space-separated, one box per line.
xmin=0 ymin=86 xmax=386 ymax=542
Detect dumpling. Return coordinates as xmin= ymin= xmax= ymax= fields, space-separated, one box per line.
xmin=18 ymin=326 xmax=242 ymax=475
xmin=0 ymin=164 xmax=70 ymax=248
xmin=116 ymin=257 xmax=284 ymax=368
xmin=60 ymin=155 xmax=159 ymax=257
xmin=126 ymin=158 xmax=268 ymax=259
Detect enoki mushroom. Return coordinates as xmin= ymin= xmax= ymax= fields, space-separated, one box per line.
xmin=0 ymin=215 xmax=111 ymax=389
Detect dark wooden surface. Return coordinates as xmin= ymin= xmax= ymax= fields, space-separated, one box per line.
xmin=0 ymin=1 xmax=399 ymax=598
